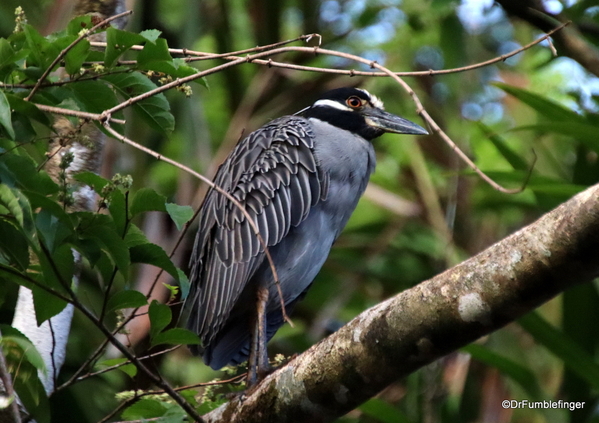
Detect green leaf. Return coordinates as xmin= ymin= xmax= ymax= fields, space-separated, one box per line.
xmin=124 ymin=223 xmax=149 ymax=247
xmin=519 ymin=311 xmax=599 ymax=391
xmin=148 ymin=300 xmax=172 ymax=339
xmin=478 ymin=123 xmax=529 ymax=171
xmin=172 ymin=60 xmax=202 ymax=81
xmin=64 ymin=38 xmax=90 ymax=75
xmin=493 ymin=82 xmax=586 ymax=123
xmin=37 ymin=243 xmax=74 ymax=292
xmin=13 ymin=368 xmax=50 ymax=423
xmin=130 ymin=187 xmax=167 ymax=217
xmin=0 ymin=325 xmax=46 ymax=372
xmin=359 ymin=398 xmax=410 ymax=423
xmin=108 ymin=188 xmax=127 ymax=236
xmin=66 ymin=15 xmax=93 ymax=37
xmin=159 ymin=406 xmax=188 ymax=423
xmin=0 ymin=90 xmax=15 ymax=139
xmin=35 ymin=208 xmax=74 ymax=253
xmin=31 ymin=284 xmax=69 ymax=325
xmin=463 ymin=343 xmax=544 ymax=399
xmin=2 ymin=326 xmax=51 ymax=423
xmin=96 ymin=357 xmax=137 ymax=378
xmin=136 ymin=38 xmax=198 ymax=79
xmin=178 ymin=269 xmax=191 ymax=299
xmin=165 ymin=203 xmax=194 ymax=231
xmin=26 ymin=192 xmax=73 ymax=229
xmin=103 ymin=72 xmax=175 ymax=134
xmin=163 ymin=283 xmax=179 ymax=301
xmin=562 ymin=284 xmax=599 ymax=407
xmin=106 ymin=290 xmax=148 ymax=312
xmin=0 ymin=37 xmax=17 ymax=70
xmin=151 ymin=328 xmax=200 ymax=347
xmin=138 ymin=38 xmax=172 ymax=67
xmin=23 ymin=24 xmax=57 ymax=69
xmin=73 ymin=171 xmax=110 ymax=193
xmin=104 ymin=27 xmax=145 ymax=67
xmin=93 ymin=251 xmax=114 ymax=285
xmin=0 ymin=218 xmax=29 ymax=270
xmin=75 ymin=238 xmax=102 ymax=268
xmin=122 ymin=398 xmax=169 ymax=420
xmin=79 ymin=215 xmax=130 ymax=276
xmin=6 ymin=93 xmax=51 ymax=127
xmin=512 ymin=123 xmax=599 ymax=153
xmin=129 ymin=242 xmax=179 ymax=281
xmin=67 ymin=79 xmax=119 ymax=114
xmin=139 ymin=29 xmax=162 ymax=43
xmin=0 ymin=153 xmax=57 ymax=194
xmin=0 ymin=185 xmax=36 ymax=245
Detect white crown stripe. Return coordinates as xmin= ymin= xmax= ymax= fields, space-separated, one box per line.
xmin=312 ymin=99 xmax=353 ymax=112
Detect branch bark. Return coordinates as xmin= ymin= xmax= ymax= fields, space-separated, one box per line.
xmin=204 ymin=183 xmax=599 ymax=423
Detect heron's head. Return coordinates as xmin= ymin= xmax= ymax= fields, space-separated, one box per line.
xmin=300 ymin=87 xmax=428 ymax=140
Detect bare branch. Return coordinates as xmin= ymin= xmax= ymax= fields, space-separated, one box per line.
xmin=93 ymin=24 xmax=570 ymax=194
xmin=32 ymin=103 xmax=126 ymax=125
xmin=88 ymin=21 xmax=569 ymax=78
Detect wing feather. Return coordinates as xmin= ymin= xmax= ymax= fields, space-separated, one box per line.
xmin=186 ymin=116 xmax=329 ymax=354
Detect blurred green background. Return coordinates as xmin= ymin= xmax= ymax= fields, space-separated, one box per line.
xmin=1 ymin=0 xmax=599 ymax=422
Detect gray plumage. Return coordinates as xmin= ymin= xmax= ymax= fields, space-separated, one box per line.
xmin=186 ymin=87 xmax=427 ymax=370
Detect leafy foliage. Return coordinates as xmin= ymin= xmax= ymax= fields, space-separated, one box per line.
xmin=0 ymin=14 xmax=200 ymax=422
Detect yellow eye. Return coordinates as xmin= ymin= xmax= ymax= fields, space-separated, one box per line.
xmin=346 ymin=96 xmax=363 ymax=108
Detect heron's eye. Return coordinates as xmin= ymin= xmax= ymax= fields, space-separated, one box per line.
xmin=346 ymin=96 xmax=363 ymax=108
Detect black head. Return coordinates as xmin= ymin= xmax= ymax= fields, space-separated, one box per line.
xmin=300 ymin=87 xmax=428 ymax=141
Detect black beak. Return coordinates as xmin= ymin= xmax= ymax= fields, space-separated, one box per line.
xmin=363 ymin=108 xmax=428 ymax=135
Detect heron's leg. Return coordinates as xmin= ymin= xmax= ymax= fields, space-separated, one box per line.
xmin=247 ymin=285 xmax=270 ymax=387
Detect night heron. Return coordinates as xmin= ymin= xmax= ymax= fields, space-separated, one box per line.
xmin=186 ymin=87 xmax=428 ymax=385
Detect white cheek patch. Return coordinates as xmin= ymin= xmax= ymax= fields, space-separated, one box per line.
xmin=363 ymin=117 xmax=378 ymax=128
xmin=312 ymin=99 xmax=353 ymax=112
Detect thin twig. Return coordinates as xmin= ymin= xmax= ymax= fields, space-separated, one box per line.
xmin=24 ymin=10 xmax=133 ymax=101
xmin=94 ymin=24 xmax=568 ymax=195
xmin=178 ymin=33 xmax=322 ymax=60
xmin=0 ymin=270 xmax=202 ymax=420
xmin=0 ymin=68 xmax=132 ymax=89
xmin=364 ymin=60 xmax=527 ymax=193
xmin=33 ymin=103 xmax=126 ymax=125
xmin=80 ymin=346 xmax=180 ymax=381
xmin=55 ymin=306 xmax=152 ymax=393
xmin=88 ymin=22 xmax=569 ymax=78
xmin=69 ymin=294 xmax=205 ymax=421
xmin=91 ymin=33 xmax=319 ymax=59
xmin=32 ymin=23 xmax=567 ymax=146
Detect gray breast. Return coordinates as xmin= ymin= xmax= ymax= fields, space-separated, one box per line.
xmin=260 ymin=118 xmax=376 ymax=306
xmin=310 ymin=117 xmax=376 ymax=237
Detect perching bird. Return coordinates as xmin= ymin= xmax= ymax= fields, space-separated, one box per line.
xmin=186 ymin=87 xmax=428 ymax=384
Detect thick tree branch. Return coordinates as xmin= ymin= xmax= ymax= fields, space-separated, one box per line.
xmin=204 ymin=183 xmax=599 ymax=423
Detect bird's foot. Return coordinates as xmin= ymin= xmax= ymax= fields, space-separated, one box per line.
xmin=246 ymin=362 xmax=273 ymax=389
